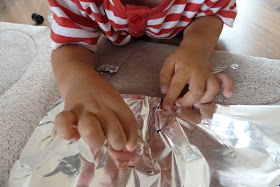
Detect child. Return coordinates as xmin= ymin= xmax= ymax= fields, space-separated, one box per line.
xmin=48 ymin=0 xmax=237 ymax=152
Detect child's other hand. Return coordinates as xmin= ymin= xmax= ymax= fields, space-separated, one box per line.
xmin=160 ymin=46 xmax=233 ymax=110
xmin=54 ymin=70 xmax=138 ymax=151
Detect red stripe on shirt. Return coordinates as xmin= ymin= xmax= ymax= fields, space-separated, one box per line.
xmin=80 ymin=0 xmax=103 ymax=7
xmin=109 ymin=20 xmax=128 ymax=29
xmin=53 ymin=14 xmax=83 ymax=29
xmin=51 ymin=30 xmax=99 ymax=45
xmin=185 ymin=3 xmax=202 ymax=12
xmin=103 ymin=30 xmax=114 ymax=37
xmin=169 ymin=26 xmax=185 ymax=37
xmin=147 ymin=25 xmax=185 ymax=38
xmin=173 ymin=0 xmax=188 ymax=5
xmin=147 ymin=27 xmax=175 ymax=36
xmin=202 ymin=9 xmax=214 ymax=15
xmin=104 ymin=0 xmax=127 ymax=19
xmin=204 ymin=0 xmax=216 ymax=8
xmin=216 ymin=10 xmax=237 ymax=19
xmin=148 ymin=14 xmax=192 ymax=29
xmin=212 ymin=0 xmax=230 ymax=9
xmin=49 ymin=0 xmax=98 ymax=28
xmin=230 ymin=3 xmax=237 ymax=10
xmin=111 ymin=34 xmax=129 ymax=45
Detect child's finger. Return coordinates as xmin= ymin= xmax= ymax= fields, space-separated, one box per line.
xmin=113 ymin=105 xmax=138 ymax=152
xmin=95 ymin=110 xmax=127 ymax=151
xmin=163 ymin=70 xmax=191 ymax=110
xmin=78 ymin=112 xmax=105 ymax=149
xmin=160 ymin=58 xmax=175 ymax=94
xmin=55 ymin=111 xmax=80 ymax=142
xmin=199 ymin=76 xmax=220 ymax=103
xmin=176 ymin=107 xmax=201 ymax=124
xmin=175 ymin=74 xmax=205 ymax=107
xmin=214 ymin=73 xmax=233 ymax=98
xmin=199 ymin=104 xmax=217 ymax=119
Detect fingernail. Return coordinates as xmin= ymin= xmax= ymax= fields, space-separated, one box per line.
xmin=175 ymin=102 xmax=181 ymax=107
xmin=226 ymin=90 xmax=232 ymax=97
xmin=126 ymin=144 xmax=138 ymax=152
xmin=70 ymin=136 xmax=79 ymax=142
xmin=193 ymin=102 xmax=200 ymax=108
xmin=164 ymin=105 xmax=171 ymax=110
xmin=161 ymin=86 xmax=167 ymax=94
xmin=176 ymin=107 xmax=182 ymax=114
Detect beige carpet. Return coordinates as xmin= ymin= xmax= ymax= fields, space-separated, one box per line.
xmin=0 ymin=22 xmax=280 ymax=182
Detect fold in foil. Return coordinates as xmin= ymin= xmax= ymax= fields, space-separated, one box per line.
xmin=8 ymin=95 xmax=280 ymax=186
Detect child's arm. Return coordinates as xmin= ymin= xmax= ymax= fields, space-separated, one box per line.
xmin=160 ymin=16 xmax=233 ymax=110
xmin=51 ymin=44 xmax=138 ymax=151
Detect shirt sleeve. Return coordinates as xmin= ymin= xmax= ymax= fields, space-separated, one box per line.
xmin=48 ymin=0 xmax=101 ymax=51
xmin=196 ymin=0 xmax=238 ymax=27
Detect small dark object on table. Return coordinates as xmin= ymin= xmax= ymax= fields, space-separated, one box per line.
xmin=31 ymin=13 xmax=44 ymax=24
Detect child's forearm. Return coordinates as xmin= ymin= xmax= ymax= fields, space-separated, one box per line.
xmin=180 ymin=16 xmax=223 ymax=61
xmin=51 ymin=45 xmax=97 ymax=97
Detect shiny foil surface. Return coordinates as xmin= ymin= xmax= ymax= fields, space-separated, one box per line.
xmin=8 ymin=95 xmax=280 ymax=187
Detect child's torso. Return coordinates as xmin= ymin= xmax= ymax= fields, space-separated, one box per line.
xmin=56 ymin=0 xmax=236 ymax=44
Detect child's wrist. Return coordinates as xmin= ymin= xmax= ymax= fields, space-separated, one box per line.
xmin=177 ymin=44 xmax=211 ymax=64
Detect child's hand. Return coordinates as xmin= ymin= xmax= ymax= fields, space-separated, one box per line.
xmin=54 ymin=69 xmax=138 ymax=151
xmin=160 ymin=46 xmax=233 ymax=110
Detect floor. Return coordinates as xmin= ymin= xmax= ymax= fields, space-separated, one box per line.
xmin=1 ymin=0 xmax=280 ymax=59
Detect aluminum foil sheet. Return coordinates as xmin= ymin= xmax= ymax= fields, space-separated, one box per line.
xmin=8 ymin=95 xmax=280 ymax=187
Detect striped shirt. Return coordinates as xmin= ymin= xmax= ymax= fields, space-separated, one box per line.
xmin=49 ymin=0 xmax=237 ymax=51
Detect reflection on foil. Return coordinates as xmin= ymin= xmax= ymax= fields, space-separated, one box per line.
xmin=47 ymin=97 xmax=64 ymax=112
xmin=8 ymin=95 xmax=280 ymax=187
xmin=44 ymin=154 xmax=81 ymax=177
xmin=38 ymin=121 xmax=53 ymax=126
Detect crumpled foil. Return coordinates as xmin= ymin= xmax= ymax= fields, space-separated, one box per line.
xmin=97 ymin=64 xmax=119 ymax=74
xmin=8 ymin=95 xmax=280 ymax=186
xmin=212 ymin=64 xmax=239 ymax=74
xmin=95 ymin=63 xmax=238 ymax=75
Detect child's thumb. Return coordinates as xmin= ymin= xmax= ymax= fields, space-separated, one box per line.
xmin=214 ymin=73 xmax=233 ymax=98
